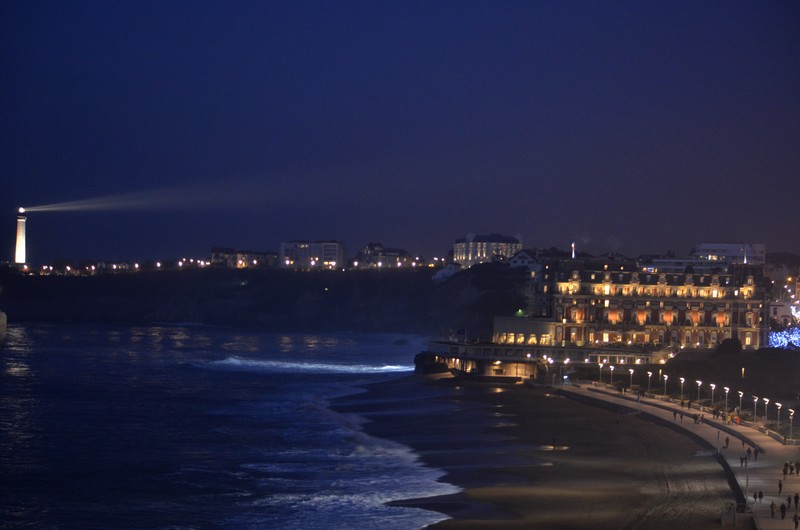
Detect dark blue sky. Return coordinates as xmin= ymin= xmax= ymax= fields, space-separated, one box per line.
xmin=2 ymin=1 xmax=799 ymax=263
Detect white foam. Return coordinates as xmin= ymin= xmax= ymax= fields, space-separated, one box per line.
xmin=207 ymin=356 xmax=414 ymax=374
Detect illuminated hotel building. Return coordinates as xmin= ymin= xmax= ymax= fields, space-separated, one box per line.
xmin=453 ymin=233 xmax=523 ymax=268
xmin=494 ymin=258 xmax=768 ymax=355
xmin=280 ymin=240 xmax=346 ymax=270
xmin=15 ymin=208 xmax=26 ymax=264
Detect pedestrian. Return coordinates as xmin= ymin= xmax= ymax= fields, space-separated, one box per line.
xmin=754 ymin=492 xmax=758 ymax=504
xmin=759 ymin=491 xmax=763 ymax=503
xmin=725 ymin=436 xmax=730 ymax=449
xmin=771 ymin=501 xmax=776 ymax=518
xmin=673 ymin=410 xmax=677 ymax=420
xmin=747 ymin=447 xmax=752 ymax=460
xmin=796 ymin=461 xmax=800 ymax=475
xmin=789 ymin=496 xmax=793 ymax=510
xmin=782 ymin=503 xmax=787 ymax=520
xmin=780 ymin=479 xmax=784 ymax=495
xmin=794 ymin=492 xmax=799 ymax=510
xmin=794 ymin=512 xmax=799 ymax=530
xmin=754 ymin=447 xmax=759 ymax=460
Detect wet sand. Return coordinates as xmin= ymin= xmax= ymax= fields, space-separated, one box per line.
xmin=334 ymin=376 xmax=743 ymax=529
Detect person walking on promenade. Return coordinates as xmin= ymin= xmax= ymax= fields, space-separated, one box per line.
xmin=754 ymin=447 xmax=759 ymax=460
xmin=771 ymin=501 xmax=776 ymax=518
xmin=795 ymin=460 xmax=800 ymax=475
xmin=793 ymin=512 xmax=799 ymax=530
xmin=740 ymin=457 xmax=745 ymax=468
xmin=747 ymin=447 xmax=752 ymax=460
xmin=673 ymin=410 xmax=677 ymax=420
xmin=780 ymin=479 xmax=784 ymax=495
xmin=794 ymin=492 xmax=798 ymax=510
xmin=759 ymin=491 xmax=763 ymax=503
xmin=725 ymin=436 xmax=730 ymax=449
xmin=782 ymin=502 xmax=787 ymax=520
xmin=754 ymin=492 xmax=758 ymax=505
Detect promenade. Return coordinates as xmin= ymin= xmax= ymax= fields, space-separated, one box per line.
xmin=558 ymin=382 xmax=800 ymax=529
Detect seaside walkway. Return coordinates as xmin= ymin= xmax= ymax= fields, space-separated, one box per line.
xmin=557 ymin=382 xmax=800 ymax=529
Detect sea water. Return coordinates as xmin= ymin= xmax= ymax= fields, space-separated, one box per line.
xmin=0 ymin=323 xmax=459 ymax=529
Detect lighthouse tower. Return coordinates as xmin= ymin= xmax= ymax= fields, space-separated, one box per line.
xmin=15 ymin=207 xmax=26 ymax=264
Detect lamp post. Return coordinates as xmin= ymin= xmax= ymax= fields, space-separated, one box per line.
xmin=609 ymin=365 xmax=615 ymax=384
xmin=710 ymin=383 xmax=716 ymax=408
xmin=695 ymin=380 xmax=702 ymax=402
xmin=647 ymin=371 xmax=652 ymax=391
xmin=763 ymin=398 xmax=769 ymax=423
xmin=679 ymin=377 xmax=685 ymax=401
xmin=629 ymin=368 xmax=634 ymax=388
xmin=790 ymin=409 xmax=795 ymax=440
xmin=724 ymin=387 xmax=730 ymax=412
xmin=738 ymin=391 xmax=744 ymax=413
xmin=776 ymin=403 xmax=782 ymax=428
xmin=598 ymin=363 xmax=604 ymax=382
xmin=663 ymin=374 xmax=668 ymax=395
xmin=753 ymin=396 xmax=759 ymax=422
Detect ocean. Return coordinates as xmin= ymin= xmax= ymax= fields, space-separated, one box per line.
xmin=0 ymin=323 xmax=459 ymax=529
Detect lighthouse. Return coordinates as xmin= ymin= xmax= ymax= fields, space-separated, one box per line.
xmin=15 ymin=207 xmax=26 ymax=264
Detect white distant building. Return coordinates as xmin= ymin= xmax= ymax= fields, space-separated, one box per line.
xmin=453 ymin=233 xmax=523 ymax=268
xmin=509 ymin=249 xmax=540 ymax=271
xmin=691 ymin=243 xmax=765 ymax=265
xmin=280 ymin=241 xmax=346 ymax=270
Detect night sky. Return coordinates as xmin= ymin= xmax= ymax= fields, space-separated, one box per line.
xmin=2 ymin=1 xmax=799 ymax=264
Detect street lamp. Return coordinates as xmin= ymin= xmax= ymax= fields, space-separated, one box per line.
xmin=724 ymin=387 xmax=730 ymax=412
xmin=763 ymin=398 xmax=769 ymax=423
xmin=753 ymin=396 xmax=759 ymax=421
xmin=663 ymin=374 xmax=668 ymax=395
xmin=738 ymin=391 xmax=744 ymax=412
xmin=710 ymin=384 xmax=716 ymax=407
xmin=776 ymin=403 xmax=782 ymax=428
xmin=609 ymin=365 xmax=615 ymax=384
xmin=629 ymin=368 xmax=634 ymax=387
xmin=598 ymin=363 xmax=604 ymax=382
xmin=647 ymin=371 xmax=652 ymax=391
xmin=680 ymin=377 xmax=685 ymax=401
xmin=695 ymin=380 xmax=702 ymax=402
xmin=790 ymin=409 xmax=795 ymax=440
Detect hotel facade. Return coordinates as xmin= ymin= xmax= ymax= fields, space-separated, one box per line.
xmin=495 ymin=257 xmax=768 ymax=353
xmin=425 ymin=255 xmax=769 ymax=381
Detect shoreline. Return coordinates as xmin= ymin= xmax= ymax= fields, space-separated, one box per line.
xmin=334 ymin=375 xmax=740 ymax=529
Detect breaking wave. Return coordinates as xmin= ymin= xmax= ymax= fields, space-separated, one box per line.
xmin=208 ymin=356 xmax=414 ymax=374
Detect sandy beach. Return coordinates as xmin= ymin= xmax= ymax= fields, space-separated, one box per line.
xmin=334 ymin=375 xmax=741 ymax=529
